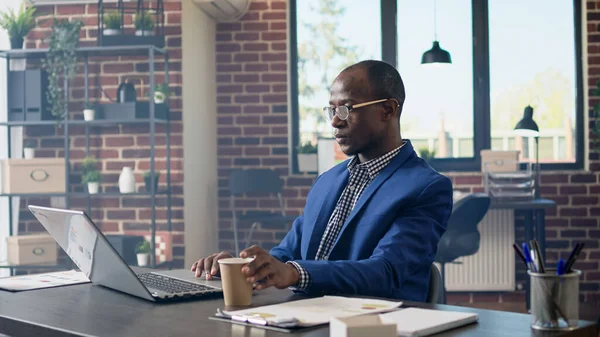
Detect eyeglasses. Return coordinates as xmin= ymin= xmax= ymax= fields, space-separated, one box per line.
xmin=323 ymin=98 xmax=390 ymax=122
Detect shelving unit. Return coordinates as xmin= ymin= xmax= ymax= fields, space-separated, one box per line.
xmin=0 ymin=45 xmax=172 ymax=273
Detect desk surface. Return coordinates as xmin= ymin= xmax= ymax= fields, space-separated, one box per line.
xmin=0 ymin=283 xmax=596 ymax=337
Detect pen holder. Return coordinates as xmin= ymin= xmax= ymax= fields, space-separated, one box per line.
xmin=528 ymin=269 xmax=581 ymax=331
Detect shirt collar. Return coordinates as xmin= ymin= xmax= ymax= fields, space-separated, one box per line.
xmin=347 ymin=141 xmax=406 ymax=180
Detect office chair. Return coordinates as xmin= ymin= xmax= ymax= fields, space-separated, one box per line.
xmin=435 ymin=193 xmax=491 ymax=304
xmin=427 ymin=263 xmax=443 ymax=304
xmin=228 ymin=169 xmax=297 ymax=255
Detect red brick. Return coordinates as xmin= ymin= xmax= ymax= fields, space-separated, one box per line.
xmin=105 ymin=136 xmax=134 ymax=147
xmin=217 ymin=74 xmax=231 ymax=83
xmin=560 ymin=185 xmax=587 ymax=194
xmin=549 ymin=196 xmax=569 ymax=205
xmin=167 ymin=12 xmax=181 ymax=24
xmin=244 ymin=43 xmax=269 ymax=52
xmin=107 ymin=210 xmax=136 ymax=220
xmin=217 ymin=54 xmax=232 ymax=63
xmin=106 ymin=161 xmax=136 ymax=171
xmin=164 ymin=2 xmax=181 ymax=10
xmin=262 ymin=53 xmax=287 ymax=62
xmin=164 ymin=26 xmax=182 ymax=36
xmin=235 ymin=32 xmax=260 ymax=41
xmin=244 ymin=147 xmax=270 ymax=156
xmin=272 ymin=42 xmax=286 ymax=51
xmin=241 ymin=12 xmax=260 ymax=21
xmin=263 ymin=94 xmax=287 ymax=103
xmin=571 ymin=218 xmax=598 ymax=227
xmin=271 ymin=63 xmax=287 ymax=71
xmin=218 ymin=127 xmax=242 ymax=135
xmin=571 ymin=173 xmax=597 ymax=183
xmin=236 ymin=116 xmax=261 ymax=124
xmin=560 ymin=207 xmax=588 ymax=217
xmin=218 ymin=96 xmax=231 ymax=104
xmin=263 ymin=116 xmax=287 ymax=124
xmin=56 ymin=5 xmax=85 ymax=15
xmin=572 ymin=196 xmax=599 ymax=205
xmin=218 ymin=116 xmax=233 ymax=125
xmin=234 ymin=74 xmax=260 ymax=83
xmin=262 ymin=12 xmax=286 ymax=20
xmin=244 ymin=127 xmax=269 ymax=135
xmin=216 ymin=33 xmax=232 ymax=42
xmin=235 ymin=95 xmax=260 ymax=103
xmin=136 ymin=136 xmax=169 ymax=146
xmin=453 ymin=176 xmax=482 ymax=185
xmin=249 ymin=2 xmax=268 ymax=10
xmin=98 ymin=149 xmax=118 ymax=159
xmin=217 ymin=64 xmax=242 ymax=72
xmin=216 ymin=43 xmax=241 ymax=53
xmin=271 ymin=126 xmax=287 ymax=134
xmin=244 ymin=22 xmax=269 ymax=31
xmin=262 ymin=32 xmax=286 ymax=41
xmin=262 ymin=74 xmax=287 ymax=82
xmin=234 ymin=53 xmax=260 ymax=62
xmin=246 ymin=84 xmax=270 ymax=93
xmin=217 ymin=85 xmax=243 ymax=94
xmin=588 ymin=2 xmax=596 ymax=10
xmin=103 ymin=63 xmax=134 ymax=74
xmin=541 ymin=174 xmax=569 ymax=184
xmin=218 ymin=105 xmax=242 ymax=114
xmin=273 ymin=84 xmax=287 ymax=92
xmin=263 ymin=158 xmax=288 ymax=166
xmin=218 ymin=147 xmax=243 ymax=156
xmin=245 ymin=63 xmax=270 ymax=72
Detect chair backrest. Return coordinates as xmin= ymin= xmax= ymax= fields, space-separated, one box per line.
xmin=427 ymin=263 xmax=443 ymax=303
xmin=446 ymin=193 xmax=491 ymax=233
xmin=228 ymin=169 xmax=284 ymax=196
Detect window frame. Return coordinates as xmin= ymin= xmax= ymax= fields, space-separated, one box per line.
xmin=289 ymin=0 xmax=584 ymax=173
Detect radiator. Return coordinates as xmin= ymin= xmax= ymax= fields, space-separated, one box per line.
xmin=442 ymin=209 xmax=515 ymax=291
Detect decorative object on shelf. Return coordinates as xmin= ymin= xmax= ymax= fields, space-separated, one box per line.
xmin=0 ymin=1 xmax=37 ymax=49
xmin=7 ymin=234 xmax=58 ymax=266
xmin=119 ymin=166 xmax=136 ymax=193
xmin=103 ymin=10 xmax=121 ymax=36
xmin=7 ymin=69 xmax=52 ymax=121
xmin=117 ymin=76 xmax=140 ymax=103
xmin=135 ymin=240 xmax=151 ymax=267
xmin=134 ymin=11 xmax=154 ymax=36
xmin=23 ymin=139 xmax=35 ymax=159
xmin=81 ymin=156 xmax=101 ymax=194
xmin=143 ymin=170 xmax=160 ymax=193
xmin=97 ymin=0 xmax=165 ymax=47
xmin=1 ymin=158 xmax=66 ymax=194
xmin=514 ymin=105 xmax=540 ymax=199
xmin=151 ymin=83 xmax=171 ymax=104
xmin=421 ymin=0 xmax=451 ymax=65
xmin=297 ymin=141 xmax=318 ymax=172
xmin=83 ymin=102 xmax=95 ymax=121
xmin=418 ymin=147 xmax=436 ymax=163
xmin=42 ymin=18 xmax=83 ymax=120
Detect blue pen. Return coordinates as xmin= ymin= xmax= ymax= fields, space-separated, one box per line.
xmin=557 ymin=259 xmax=565 ymax=275
xmin=523 ymin=242 xmax=537 ymax=272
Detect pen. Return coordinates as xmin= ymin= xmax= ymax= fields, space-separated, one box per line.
xmin=557 ymin=258 xmax=565 ymax=276
xmin=532 ymin=240 xmax=545 ymax=273
xmin=513 ymin=243 xmax=528 ymax=269
xmin=523 ymin=242 xmax=537 ymax=272
xmin=564 ymin=242 xmax=585 ymax=273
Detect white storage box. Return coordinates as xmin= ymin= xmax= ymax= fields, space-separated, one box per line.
xmin=1 ymin=158 xmax=66 ymax=194
xmin=7 ymin=234 xmax=58 ymax=265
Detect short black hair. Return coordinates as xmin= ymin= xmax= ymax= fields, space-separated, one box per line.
xmin=343 ymin=60 xmax=406 ymax=110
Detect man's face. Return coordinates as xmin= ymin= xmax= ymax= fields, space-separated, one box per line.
xmin=328 ymin=68 xmax=386 ymax=157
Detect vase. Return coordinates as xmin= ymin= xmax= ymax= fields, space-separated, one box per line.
xmin=119 ymin=167 xmax=136 ymax=193
xmin=23 ymin=148 xmax=34 ymax=159
xmin=87 ymin=182 xmax=99 ymax=194
xmin=10 ymin=37 xmax=23 ymax=49
xmin=137 ymin=253 xmax=150 ymax=267
xmin=83 ymin=109 xmax=95 ymax=121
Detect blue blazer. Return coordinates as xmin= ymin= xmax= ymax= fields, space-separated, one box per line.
xmin=270 ymin=140 xmax=453 ymax=301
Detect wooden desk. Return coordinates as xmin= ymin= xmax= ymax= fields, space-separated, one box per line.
xmin=0 ymin=284 xmax=596 ymax=337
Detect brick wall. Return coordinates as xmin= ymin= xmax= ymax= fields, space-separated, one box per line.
xmin=216 ymin=0 xmax=600 ymax=303
xmin=16 ymin=1 xmax=185 ymax=267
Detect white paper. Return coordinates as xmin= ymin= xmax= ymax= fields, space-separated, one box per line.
xmin=0 ymin=270 xmax=90 ymax=291
xmin=224 ymin=296 xmax=402 ymax=327
xmin=66 ymin=216 xmax=98 ymax=277
xmin=379 ymin=308 xmax=478 ymax=337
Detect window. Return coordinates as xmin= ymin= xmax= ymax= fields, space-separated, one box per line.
xmin=290 ymin=0 xmax=583 ymax=173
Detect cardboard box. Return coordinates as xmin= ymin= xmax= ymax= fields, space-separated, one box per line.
xmin=7 ymin=234 xmax=58 ymax=265
xmin=1 ymin=158 xmax=66 ymax=194
xmin=480 ymin=150 xmax=520 ymax=172
xmin=330 ymin=316 xmax=396 ymax=337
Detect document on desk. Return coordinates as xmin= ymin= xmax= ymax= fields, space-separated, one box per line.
xmin=379 ymin=307 xmax=479 ymax=337
xmin=218 ymin=296 xmax=402 ymax=328
xmin=0 ymin=270 xmax=90 ymax=292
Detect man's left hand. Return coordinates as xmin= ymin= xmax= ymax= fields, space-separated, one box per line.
xmin=240 ymin=245 xmax=299 ymax=290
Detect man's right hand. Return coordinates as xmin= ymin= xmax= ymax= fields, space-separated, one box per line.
xmin=190 ymin=251 xmax=233 ymax=279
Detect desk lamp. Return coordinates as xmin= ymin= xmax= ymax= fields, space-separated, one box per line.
xmin=514 ymin=105 xmax=540 ymax=199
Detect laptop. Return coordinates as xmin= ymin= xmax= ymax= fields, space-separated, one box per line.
xmin=28 ymin=205 xmax=223 ymax=302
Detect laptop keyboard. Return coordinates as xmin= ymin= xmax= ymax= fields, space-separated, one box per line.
xmin=137 ymin=273 xmax=216 ymax=294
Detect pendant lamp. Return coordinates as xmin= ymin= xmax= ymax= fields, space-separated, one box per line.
xmin=421 ymin=0 xmax=452 ymax=65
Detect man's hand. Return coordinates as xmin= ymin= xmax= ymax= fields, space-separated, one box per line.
xmin=190 ymin=251 xmax=233 ymax=279
xmin=240 ymin=245 xmax=299 ymax=290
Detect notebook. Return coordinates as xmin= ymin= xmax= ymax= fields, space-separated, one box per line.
xmin=379 ymin=307 xmax=478 ymax=337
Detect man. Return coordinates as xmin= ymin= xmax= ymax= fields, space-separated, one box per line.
xmin=192 ymin=60 xmax=453 ymax=301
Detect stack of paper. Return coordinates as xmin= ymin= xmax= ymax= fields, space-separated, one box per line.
xmin=379 ymin=307 xmax=479 ymax=336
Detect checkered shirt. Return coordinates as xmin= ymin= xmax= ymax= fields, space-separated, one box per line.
xmin=288 ymin=142 xmax=405 ymax=290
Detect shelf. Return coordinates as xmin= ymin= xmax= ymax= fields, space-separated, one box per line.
xmin=0 ymin=45 xmax=167 ymax=60
xmin=0 ymin=191 xmax=169 ymax=198
xmin=0 ymin=118 xmax=170 ymax=127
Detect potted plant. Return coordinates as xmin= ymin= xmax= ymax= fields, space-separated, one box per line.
xmin=134 ymin=11 xmax=154 ymax=36
xmin=418 ymin=148 xmax=436 ymax=163
xmin=103 ymin=11 xmax=121 ymax=36
xmin=135 ymin=240 xmax=151 ymax=267
xmin=23 ymin=139 xmax=35 ymax=159
xmin=81 ymin=156 xmax=101 ymax=194
xmin=83 ymin=102 xmax=95 ymax=121
xmin=0 ymin=2 xmax=37 ymax=49
xmin=152 ymin=83 xmax=171 ymax=104
xmin=143 ymin=170 xmax=160 ymax=193
xmin=42 ymin=19 xmax=83 ymax=120
xmin=297 ymin=141 xmax=318 ymax=172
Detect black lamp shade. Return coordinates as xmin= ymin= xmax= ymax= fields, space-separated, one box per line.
xmin=514 ymin=106 xmax=540 ymax=137
xmin=421 ymin=41 xmax=452 ymax=64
